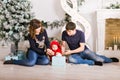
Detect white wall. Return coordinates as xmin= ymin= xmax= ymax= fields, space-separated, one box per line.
xmin=29 ymin=0 xmax=65 ymax=39
xmin=30 ymin=0 xmax=65 ymax=21
xmin=29 ymin=0 xmax=120 ymax=51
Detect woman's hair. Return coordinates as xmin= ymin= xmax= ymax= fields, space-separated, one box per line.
xmin=66 ymin=22 xmax=76 ymax=30
xmin=29 ymin=19 xmax=44 ymax=39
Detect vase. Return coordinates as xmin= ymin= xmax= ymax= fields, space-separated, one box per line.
xmin=10 ymin=40 xmax=19 ymax=55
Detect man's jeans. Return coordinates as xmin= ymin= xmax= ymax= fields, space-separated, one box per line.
xmin=68 ymin=49 xmax=112 ymax=65
xmin=13 ymin=50 xmax=50 ymax=66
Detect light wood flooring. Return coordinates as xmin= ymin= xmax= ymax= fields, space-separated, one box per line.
xmin=0 ymin=51 xmax=120 ymax=80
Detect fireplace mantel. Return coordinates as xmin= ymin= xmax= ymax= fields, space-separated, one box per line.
xmin=96 ymin=9 xmax=120 ymax=53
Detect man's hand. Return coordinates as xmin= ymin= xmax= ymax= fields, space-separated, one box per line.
xmin=62 ymin=50 xmax=71 ymax=55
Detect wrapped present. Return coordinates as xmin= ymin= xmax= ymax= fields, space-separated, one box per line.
xmin=52 ymin=54 xmax=66 ymax=66
xmin=5 ymin=55 xmax=18 ymax=61
xmin=5 ymin=50 xmax=26 ymax=61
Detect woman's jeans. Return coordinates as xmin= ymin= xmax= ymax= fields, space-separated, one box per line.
xmin=68 ymin=49 xmax=112 ymax=65
xmin=13 ymin=50 xmax=50 ymax=66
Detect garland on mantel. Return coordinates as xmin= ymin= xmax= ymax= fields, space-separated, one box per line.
xmin=106 ymin=2 xmax=120 ymax=9
xmin=67 ymin=0 xmax=85 ymax=8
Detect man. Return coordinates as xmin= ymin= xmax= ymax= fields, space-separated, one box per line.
xmin=61 ymin=22 xmax=119 ymax=66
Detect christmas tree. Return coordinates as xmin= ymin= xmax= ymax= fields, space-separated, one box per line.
xmin=0 ymin=0 xmax=34 ymax=47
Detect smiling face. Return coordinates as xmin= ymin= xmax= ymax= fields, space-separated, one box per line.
xmin=65 ymin=22 xmax=76 ymax=36
xmin=29 ymin=19 xmax=44 ymax=39
xmin=52 ymin=44 xmax=58 ymax=51
xmin=35 ymin=27 xmax=41 ymax=35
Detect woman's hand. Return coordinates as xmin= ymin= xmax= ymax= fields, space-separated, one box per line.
xmin=46 ymin=49 xmax=54 ymax=56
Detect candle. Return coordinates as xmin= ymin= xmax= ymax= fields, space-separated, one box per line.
xmin=114 ymin=45 xmax=117 ymax=51
xmin=109 ymin=47 xmax=112 ymax=51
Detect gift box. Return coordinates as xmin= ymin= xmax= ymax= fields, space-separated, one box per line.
xmin=5 ymin=50 xmax=26 ymax=61
xmin=5 ymin=55 xmax=18 ymax=60
xmin=52 ymin=55 xmax=66 ymax=66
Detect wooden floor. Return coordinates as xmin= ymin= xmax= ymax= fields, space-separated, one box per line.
xmin=0 ymin=51 xmax=120 ymax=80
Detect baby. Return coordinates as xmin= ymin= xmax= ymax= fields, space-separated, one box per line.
xmin=49 ymin=40 xmax=62 ymax=61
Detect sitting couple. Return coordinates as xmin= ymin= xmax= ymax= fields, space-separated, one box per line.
xmin=4 ymin=19 xmax=119 ymax=66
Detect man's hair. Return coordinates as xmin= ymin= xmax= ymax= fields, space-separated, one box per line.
xmin=66 ymin=22 xmax=76 ymax=30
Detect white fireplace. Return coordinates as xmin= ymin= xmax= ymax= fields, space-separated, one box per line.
xmin=96 ymin=9 xmax=120 ymax=53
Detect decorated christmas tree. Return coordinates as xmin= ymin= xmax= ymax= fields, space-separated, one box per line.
xmin=0 ymin=0 xmax=34 ymax=48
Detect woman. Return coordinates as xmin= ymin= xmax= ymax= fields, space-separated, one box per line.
xmin=4 ymin=19 xmax=54 ymax=66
